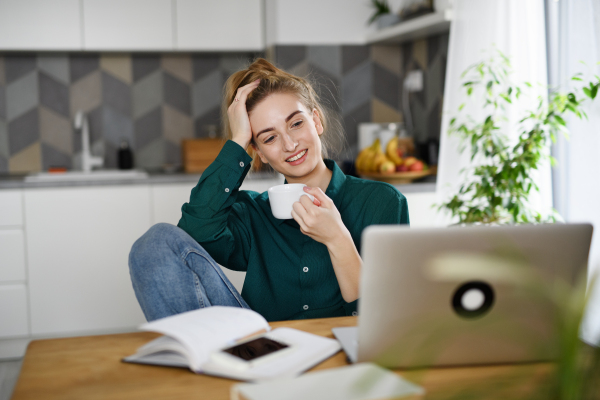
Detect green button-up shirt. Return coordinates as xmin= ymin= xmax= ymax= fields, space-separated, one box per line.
xmin=178 ymin=140 xmax=409 ymax=321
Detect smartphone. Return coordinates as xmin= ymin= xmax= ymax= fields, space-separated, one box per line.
xmin=210 ymin=336 xmax=294 ymax=370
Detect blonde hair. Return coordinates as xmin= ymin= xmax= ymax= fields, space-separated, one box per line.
xmin=221 ymin=58 xmax=344 ymax=167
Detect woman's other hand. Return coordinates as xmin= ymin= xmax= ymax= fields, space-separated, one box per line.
xmin=291 ymin=186 xmax=349 ymax=247
xmin=228 ymin=79 xmax=260 ymax=149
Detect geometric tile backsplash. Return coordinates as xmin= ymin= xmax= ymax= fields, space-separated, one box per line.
xmin=0 ymin=33 xmax=447 ymax=174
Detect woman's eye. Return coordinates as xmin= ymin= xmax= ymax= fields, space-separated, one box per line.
xmin=264 ymin=136 xmax=275 ymax=144
xmin=291 ymin=120 xmax=303 ymax=128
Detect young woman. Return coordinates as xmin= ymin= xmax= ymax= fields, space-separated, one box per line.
xmin=129 ymin=59 xmax=409 ymax=322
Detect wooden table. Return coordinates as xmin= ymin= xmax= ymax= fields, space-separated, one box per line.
xmin=12 ymin=316 xmax=557 ymax=400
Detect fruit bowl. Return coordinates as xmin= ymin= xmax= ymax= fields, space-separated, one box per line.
xmin=359 ymin=167 xmax=436 ymax=184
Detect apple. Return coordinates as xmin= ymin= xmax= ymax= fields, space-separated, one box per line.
xmin=379 ymin=160 xmax=396 ymax=174
xmin=409 ymin=160 xmax=424 ymax=172
xmin=396 ymin=164 xmax=409 ymax=172
xmin=403 ymin=157 xmax=418 ymax=168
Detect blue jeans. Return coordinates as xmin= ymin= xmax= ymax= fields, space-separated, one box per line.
xmin=129 ymin=223 xmax=250 ymax=321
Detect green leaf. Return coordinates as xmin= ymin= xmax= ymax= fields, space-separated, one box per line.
xmin=572 ymin=76 xmax=583 ymax=81
xmin=583 ymin=86 xmax=591 ymax=98
xmin=467 ymin=87 xmax=473 ymax=96
xmin=459 ymin=103 xmax=466 ymax=111
xmin=591 ymin=84 xmax=599 ymax=99
xmin=554 ymin=115 xmax=566 ymax=126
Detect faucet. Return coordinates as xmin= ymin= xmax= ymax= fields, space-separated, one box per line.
xmin=74 ymin=111 xmax=103 ymax=172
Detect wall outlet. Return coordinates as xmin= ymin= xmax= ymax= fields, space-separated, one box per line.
xmin=404 ymin=70 xmax=423 ymax=92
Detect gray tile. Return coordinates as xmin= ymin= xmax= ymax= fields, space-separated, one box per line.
xmin=0 ymin=57 xmax=5 ymax=85
xmin=102 ymin=72 xmax=131 ymax=116
xmin=8 ymin=108 xmax=39 ymax=155
xmin=191 ymin=69 xmax=222 ymax=118
xmin=308 ymin=46 xmax=341 ymax=78
xmin=425 ymin=57 xmax=443 ymax=109
xmin=192 ymin=54 xmax=220 ymax=81
xmin=411 ymin=94 xmax=428 ymax=142
xmin=134 ymin=107 xmax=162 ymax=150
xmin=341 ymin=46 xmax=370 ymax=75
xmin=309 ymin=64 xmax=341 ymax=113
xmin=5 ymin=55 xmax=36 ymax=84
xmin=427 ymin=98 xmax=441 ymax=141
xmin=0 ymin=120 xmax=7 ymax=159
xmin=102 ymin=106 xmax=134 ymax=148
xmin=135 ymin=137 xmax=164 ymax=169
xmin=41 ymin=142 xmax=71 ymax=170
xmin=39 ymin=72 xmax=70 ymax=117
xmin=69 ymin=54 xmax=100 ymax=83
xmin=219 ymin=54 xmax=251 ymax=76
xmin=102 ymin=141 xmax=118 ymax=169
xmin=132 ymin=54 xmax=160 ymax=82
xmin=342 ymin=101 xmax=371 ymax=151
xmin=86 ymin=106 xmax=104 ymax=149
xmin=341 ymin=60 xmax=372 ymax=115
xmin=0 ymin=85 xmax=5 ymax=120
xmin=275 ymin=46 xmax=307 ymax=70
xmin=132 ymin=70 xmax=162 ymax=119
xmin=38 ymin=55 xmax=70 ymax=85
xmin=164 ymin=72 xmax=190 ymax=115
xmin=6 ymin=71 xmax=38 ymax=121
xmin=373 ymin=63 xmax=399 ymax=110
xmin=164 ymin=139 xmax=181 ymax=166
xmin=194 ymin=106 xmax=221 ymax=138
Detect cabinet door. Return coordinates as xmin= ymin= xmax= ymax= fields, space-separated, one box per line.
xmin=83 ymin=0 xmax=173 ymax=50
xmin=0 ymin=285 xmax=29 ymax=338
xmin=25 ymin=186 xmax=151 ymax=336
xmin=176 ymin=0 xmax=263 ymax=51
xmin=0 ymin=0 xmax=82 ymax=50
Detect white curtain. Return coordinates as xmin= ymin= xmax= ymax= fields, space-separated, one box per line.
xmin=436 ymin=0 xmax=551 ymax=224
xmin=556 ymin=0 xmax=600 ymax=346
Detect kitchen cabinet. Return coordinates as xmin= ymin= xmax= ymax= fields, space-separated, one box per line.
xmin=176 ymin=0 xmax=263 ymax=51
xmin=0 ymin=190 xmax=29 ymax=340
xmin=25 ymin=185 xmax=151 ymax=336
xmin=0 ymin=0 xmax=82 ymax=50
xmin=83 ymin=0 xmax=174 ymax=51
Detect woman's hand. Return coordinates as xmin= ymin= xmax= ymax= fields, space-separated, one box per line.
xmin=291 ymin=186 xmax=348 ymax=247
xmin=292 ymin=186 xmax=362 ymax=303
xmin=228 ymin=79 xmax=260 ymax=149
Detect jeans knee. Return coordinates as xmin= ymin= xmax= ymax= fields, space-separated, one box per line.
xmin=129 ymin=223 xmax=176 ymax=274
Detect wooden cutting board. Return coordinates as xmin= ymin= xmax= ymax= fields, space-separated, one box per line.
xmin=182 ymin=138 xmax=226 ymax=173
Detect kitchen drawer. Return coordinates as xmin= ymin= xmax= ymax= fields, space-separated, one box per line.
xmin=0 ymin=284 xmax=29 ymax=338
xmin=0 ymin=190 xmax=23 ymax=226
xmin=0 ymin=230 xmax=26 ymax=282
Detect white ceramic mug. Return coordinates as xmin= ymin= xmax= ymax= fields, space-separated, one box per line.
xmin=267 ymin=184 xmax=314 ymax=219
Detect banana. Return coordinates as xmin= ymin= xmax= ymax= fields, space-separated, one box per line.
xmin=385 ymin=137 xmax=403 ymax=166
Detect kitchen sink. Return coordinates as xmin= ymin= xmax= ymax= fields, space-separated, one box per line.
xmin=25 ymin=169 xmax=149 ymax=182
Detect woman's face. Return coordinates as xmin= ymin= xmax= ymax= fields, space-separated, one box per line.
xmin=249 ymin=92 xmax=324 ymax=180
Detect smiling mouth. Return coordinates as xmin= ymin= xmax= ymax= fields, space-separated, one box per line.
xmin=286 ymin=149 xmax=307 ymax=162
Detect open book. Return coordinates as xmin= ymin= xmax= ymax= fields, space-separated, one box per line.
xmin=122 ymin=306 xmax=341 ymax=382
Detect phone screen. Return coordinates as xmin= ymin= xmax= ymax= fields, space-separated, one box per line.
xmin=222 ymin=337 xmax=289 ymax=361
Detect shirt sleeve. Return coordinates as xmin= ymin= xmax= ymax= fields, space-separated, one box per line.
xmin=367 ymin=185 xmax=410 ymax=226
xmin=177 ymin=140 xmax=254 ymax=271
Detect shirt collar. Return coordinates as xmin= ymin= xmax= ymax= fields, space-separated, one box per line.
xmin=275 ymin=159 xmax=346 ymax=226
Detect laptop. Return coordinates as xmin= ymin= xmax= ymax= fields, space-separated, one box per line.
xmin=333 ymin=223 xmax=593 ymax=367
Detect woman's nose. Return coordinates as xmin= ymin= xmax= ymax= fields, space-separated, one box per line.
xmin=281 ymin=132 xmax=298 ymax=152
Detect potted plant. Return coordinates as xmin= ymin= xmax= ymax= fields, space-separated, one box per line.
xmin=367 ymin=0 xmax=399 ymax=29
xmin=439 ymin=49 xmax=600 ymax=225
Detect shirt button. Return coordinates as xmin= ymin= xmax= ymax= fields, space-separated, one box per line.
xmin=239 ymin=161 xmax=245 ymax=167
xmin=303 ymin=267 xmax=308 ymax=272
xmin=224 ymin=188 xmax=230 ymax=193
xmin=352 ymin=311 xmax=358 ymax=316
xmin=303 ymin=305 xmax=309 ymax=310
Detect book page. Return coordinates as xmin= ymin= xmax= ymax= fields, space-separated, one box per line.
xmin=139 ymin=306 xmax=270 ymax=371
